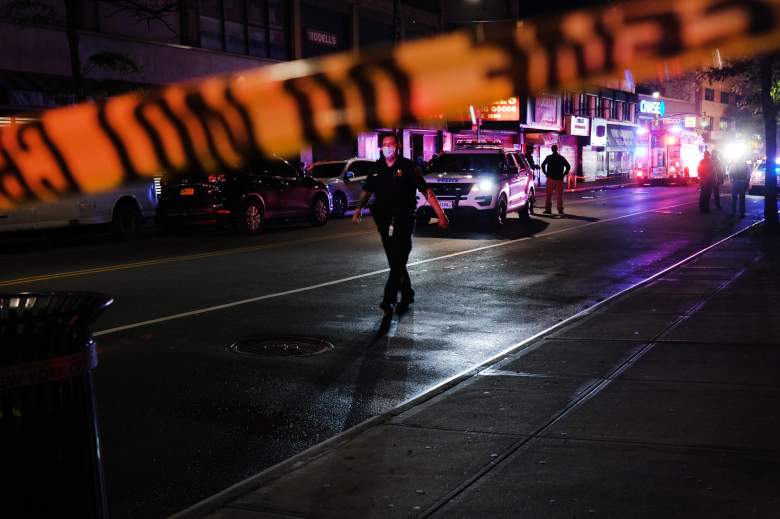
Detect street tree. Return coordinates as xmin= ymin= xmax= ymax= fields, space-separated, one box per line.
xmin=0 ymin=0 xmax=181 ymax=102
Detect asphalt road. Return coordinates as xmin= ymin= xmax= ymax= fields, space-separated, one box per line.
xmin=0 ymin=185 xmax=763 ymax=518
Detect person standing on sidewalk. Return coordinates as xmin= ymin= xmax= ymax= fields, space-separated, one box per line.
xmin=711 ymin=149 xmax=725 ymax=210
xmin=729 ymin=159 xmax=750 ymax=217
xmin=541 ymin=145 xmax=571 ymax=215
xmin=353 ymin=133 xmax=449 ymax=317
xmin=697 ymin=151 xmax=715 ymax=213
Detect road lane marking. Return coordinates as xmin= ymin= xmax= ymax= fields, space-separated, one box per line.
xmin=94 ymin=199 xmax=697 ymax=336
xmin=0 ymin=230 xmax=375 ymax=287
xmin=0 ymin=187 xmax=666 ymax=288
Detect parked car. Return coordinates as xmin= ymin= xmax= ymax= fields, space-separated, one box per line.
xmin=748 ymin=159 xmax=780 ymax=195
xmin=308 ymin=158 xmax=375 ymax=217
xmin=0 ymin=179 xmax=159 ymax=240
xmin=157 ymin=157 xmax=331 ymax=234
xmin=417 ymin=147 xmax=535 ymax=226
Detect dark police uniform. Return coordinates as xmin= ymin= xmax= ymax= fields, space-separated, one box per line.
xmin=363 ymin=156 xmax=429 ymax=308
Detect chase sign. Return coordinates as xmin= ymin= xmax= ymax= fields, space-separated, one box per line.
xmin=639 ymin=98 xmax=666 ymax=117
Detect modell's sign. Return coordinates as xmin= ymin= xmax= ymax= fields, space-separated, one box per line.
xmin=307 ymin=29 xmax=338 ymax=47
xmin=480 ymin=97 xmax=519 ymax=121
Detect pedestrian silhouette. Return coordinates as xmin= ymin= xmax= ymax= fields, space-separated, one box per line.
xmin=697 ymin=151 xmax=715 ymax=213
xmin=541 ymin=145 xmax=571 ymax=215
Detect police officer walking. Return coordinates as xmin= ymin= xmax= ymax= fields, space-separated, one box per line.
xmin=353 ymin=133 xmax=449 ymax=317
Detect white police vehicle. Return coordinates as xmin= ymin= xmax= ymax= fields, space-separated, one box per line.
xmin=0 ymin=179 xmax=160 ymax=240
xmin=417 ymin=142 xmax=535 ymax=226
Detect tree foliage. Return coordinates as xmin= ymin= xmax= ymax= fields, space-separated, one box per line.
xmin=698 ymin=57 xmax=780 ymax=117
xmin=0 ymin=0 xmax=58 ymax=25
xmin=0 ymin=0 xmax=188 ymax=100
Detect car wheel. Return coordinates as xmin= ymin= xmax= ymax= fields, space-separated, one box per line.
xmin=239 ymin=198 xmax=264 ymax=235
xmin=492 ymin=194 xmax=508 ymax=226
xmin=113 ymin=200 xmax=143 ymax=240
xmin=518 ymin=191 xmax=534 ymax=221
xmin=309 ymin=195 xmax=329 ymax=226
xmin=331 ymin=192 xmax=347 ymax=218
xmin=415 ymin=210 xmax=432 ymax=226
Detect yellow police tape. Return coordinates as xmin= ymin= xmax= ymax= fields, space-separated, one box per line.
xmin=1 ymin=0 xmax=779 ymax=211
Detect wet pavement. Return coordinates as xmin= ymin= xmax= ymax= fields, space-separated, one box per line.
xmin=0 ymin=184 xmax=765 ymax=518
xmin=178 ymin=220 xmax=780 ymax=519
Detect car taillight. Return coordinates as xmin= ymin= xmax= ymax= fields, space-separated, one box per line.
xmin=208 ymin=173 xmax=228 ymax=184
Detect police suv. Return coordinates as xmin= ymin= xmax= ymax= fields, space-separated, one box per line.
xmin=416 ymin=143 xmax=535 ymax=226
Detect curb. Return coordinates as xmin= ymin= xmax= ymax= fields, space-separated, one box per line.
xmin=170 ymin=217 xmax=764 ymax=519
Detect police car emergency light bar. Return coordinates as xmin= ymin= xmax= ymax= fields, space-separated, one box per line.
xmin=2 ymin=0 xmax=780 ymax=212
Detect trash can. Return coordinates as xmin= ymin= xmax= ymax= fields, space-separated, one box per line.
xmin=1 ymin=292 xmax=113 ymax=518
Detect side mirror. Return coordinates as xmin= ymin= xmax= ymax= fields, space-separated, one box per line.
xmin=345 ymin=171 xmax=355 ymax=182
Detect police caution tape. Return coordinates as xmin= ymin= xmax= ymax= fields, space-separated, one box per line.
xmin=1 ymin=0 xmax=780 ymax=211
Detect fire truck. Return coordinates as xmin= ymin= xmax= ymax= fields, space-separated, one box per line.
xmin=634 ymin=125 xmax=704 ymax=185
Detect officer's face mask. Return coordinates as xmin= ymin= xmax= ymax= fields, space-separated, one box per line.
xmin=382 ymin=146 xmax=397 ymax=159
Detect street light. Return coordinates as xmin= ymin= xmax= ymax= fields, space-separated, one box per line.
xmin=725 ymin=141 xmax=747 ymax=160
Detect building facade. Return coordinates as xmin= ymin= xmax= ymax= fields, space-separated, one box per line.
xmin=560 ymin=84 xmax=639 ymax=181
xmin=0 ymin=0 xmax=441 ymax=163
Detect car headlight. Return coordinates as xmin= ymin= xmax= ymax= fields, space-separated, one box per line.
xmin=471 ymin=179 xmax=496 ymax=194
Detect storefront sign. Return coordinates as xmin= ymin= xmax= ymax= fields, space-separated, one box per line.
xmin=533 ymin=94 xmax=559 ymax=126
xmin=662 ymin=117 xmax=681 ymax=125
xmin=590 ymin=118 xmax=607 ymax=146
xmin=639 ymin=98 xmax=666 ymax=117
xmin=607 ymin=126 xmax=636 ymax=148
xmin=565 ymin=115 xmax=590 ymax=136
xmin=684 ymin=115 xmax=698 ymax=128
xmin=480 ymin=97 xmax=519 ymax=121
xmin=306 ymin=29 xmax=338 ymax=46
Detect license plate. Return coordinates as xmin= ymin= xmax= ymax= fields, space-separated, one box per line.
xmin=439 ymin=200 xmax=454 ymax=209
xmin=180 ymin=187 xmax=195 ymax=196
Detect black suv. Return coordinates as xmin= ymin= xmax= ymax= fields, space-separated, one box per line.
xmin=157 ymin=157 xmax=331 ymax=234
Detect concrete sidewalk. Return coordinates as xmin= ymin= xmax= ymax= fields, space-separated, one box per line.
xmin=176 ymin=223 xmax=780 ymax=519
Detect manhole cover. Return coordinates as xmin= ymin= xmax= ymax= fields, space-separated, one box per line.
xmin=230 ymin=336 xmax=334 ymax=357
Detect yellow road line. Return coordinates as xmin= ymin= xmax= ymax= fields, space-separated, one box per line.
xmin=0 ymin=230 xmax=374 ymax=287
xmin=0 ymin=188 xmax=674 ymax=287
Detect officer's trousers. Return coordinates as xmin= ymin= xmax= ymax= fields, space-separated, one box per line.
xmin=731 ymin=180 xmax=748 ymax=216
xmin=699 ymin=180 xmax=714 ymax=212
xmin=375 ymin=210 xmax=415 ymax=306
